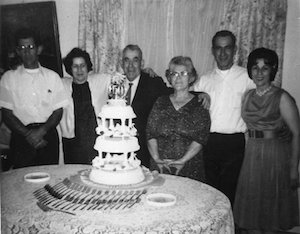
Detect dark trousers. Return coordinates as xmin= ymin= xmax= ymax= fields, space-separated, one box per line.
xmin=10 ymin=123 xmax=59 ymax=169
xmin=204 ymin=132 xmax=245 ymax=205
xmin=62 ymin=137 xmax=96 ymax=164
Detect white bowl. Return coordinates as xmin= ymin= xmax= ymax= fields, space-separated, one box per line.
xmin=146 ymin=193 xmax=176 ymax=207
xmin=24 ymin=172 xmax=50 ymax=183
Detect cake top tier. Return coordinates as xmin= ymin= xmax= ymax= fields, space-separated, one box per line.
xmin=108 ymin=72 xmax=127 ymax=100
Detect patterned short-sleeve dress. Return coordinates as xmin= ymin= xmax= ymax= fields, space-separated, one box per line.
xmin=146 ymin=95 xmax=211 ymax=182
xmin=234 ymin=86 xmax=299 ymax=230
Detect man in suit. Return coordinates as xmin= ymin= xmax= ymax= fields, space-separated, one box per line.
xmin=121 ymin=44 xmax=171 ymax=168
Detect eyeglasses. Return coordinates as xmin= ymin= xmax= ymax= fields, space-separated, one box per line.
xmin=17 ymin=45 xmax=36 ymax=51
xmin=166 ymin=70 xmax=189 ymax=78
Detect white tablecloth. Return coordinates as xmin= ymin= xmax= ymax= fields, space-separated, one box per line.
xmin=1 ymin=164 xmax=234 ymax=233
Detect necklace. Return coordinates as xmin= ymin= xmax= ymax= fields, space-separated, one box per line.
xmin=256 ymin=85 xmax=272 ymax=97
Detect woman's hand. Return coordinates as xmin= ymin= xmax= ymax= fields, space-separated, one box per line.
xmin=167 ymin=159 xmax=185 ymax=175
xmin=154 ymin=158 xmax=171 ymax=173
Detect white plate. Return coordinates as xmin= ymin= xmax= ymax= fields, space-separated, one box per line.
xmin=24 ymin=172 xmax=50 ymax=183
xmin=146 ymin=193 xmax=176 ymax=207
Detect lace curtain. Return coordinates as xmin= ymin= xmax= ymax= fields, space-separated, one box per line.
xmin=79 ymin=0 xmax=225 ymax=79
xmin=123 ymin=0 xmax=225 ymax=82
xmin=78 ymin=0 xmax=287 ymax=85
xmin=220 ymin=0 xmax=287 ymax=86
xmin=78 ymin=0 xmax=125 ymax=73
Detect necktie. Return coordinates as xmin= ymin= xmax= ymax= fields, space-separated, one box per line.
xmin=125 ymin=82 xmax=133 ymax=105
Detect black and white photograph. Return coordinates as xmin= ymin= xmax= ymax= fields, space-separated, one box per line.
xmin=0 ymin=0 xmax=299 ymax=233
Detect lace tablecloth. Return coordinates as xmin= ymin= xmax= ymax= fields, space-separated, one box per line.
xmin=1 ymin=164 xmax=234 ymax=234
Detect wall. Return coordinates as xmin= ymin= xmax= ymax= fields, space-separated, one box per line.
xmin=283 ymin=1 xmax=300 ymax=231
xmin=283 ymin=0 xmax=300 ymax=110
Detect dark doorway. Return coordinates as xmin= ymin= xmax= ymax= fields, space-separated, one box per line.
xmin=0 ymin=1 xmax=63 ymax=77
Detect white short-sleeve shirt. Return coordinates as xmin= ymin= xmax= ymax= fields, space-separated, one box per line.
xmin=192 ymin=64 xmax=255 ymax=133
xmin=0 ymin=65 xmax=69 ymax=125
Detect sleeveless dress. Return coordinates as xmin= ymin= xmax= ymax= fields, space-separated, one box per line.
xmin=146 ymin=95 xmax=211 ymax=182
xmin=63 ymin=82 xmax=98 ymax=164
xmin=233 ymin=86 xmax=299 ymax=230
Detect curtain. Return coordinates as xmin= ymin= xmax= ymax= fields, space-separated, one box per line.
xmin=220 ymin=0 xmax=287 ymax=86
xmin=78 ymin=0 xmax=287 ymax=86
xmin=78 ymin=0 xmax=125 ymax=74
xmin=124 ymin=0 xmax=225 ymax=82
xmin=79 ymin=0 xmax=224 ymax=80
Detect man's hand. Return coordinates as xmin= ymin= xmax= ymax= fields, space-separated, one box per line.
xmin=290 ymin=167 xmax=300 ymax=189
xmin=25 ymin=127 xmax=47 ymax=149
xmin=197 ymin=92 xmax=211 ymax=110
xmin=277 ymin=126 xmax=292 ymax=142
xmin=142 ymin=67 xmax=157 ymax=78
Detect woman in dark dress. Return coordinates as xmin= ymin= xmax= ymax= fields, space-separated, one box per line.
xmin=60 ymin=48 xmax=111 ymax=164
xmin=146 ymin=56 xmax=211 ymax=181
xmin=234 ymin=48 xmax=300 ymax=233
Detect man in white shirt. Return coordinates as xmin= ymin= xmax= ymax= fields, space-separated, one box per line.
xmin=0 ymin=27 xmax=68 ymax=168
xmin=192 ymin=30 xmax=255 ymax=205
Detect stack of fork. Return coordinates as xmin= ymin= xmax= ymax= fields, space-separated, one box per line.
xmin=33 ymin=179 xmax=147 ymax=214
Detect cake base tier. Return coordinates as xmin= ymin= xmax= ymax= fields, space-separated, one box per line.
xmin=89 ymin=166 xmax=145 ymax=185
xmin=79 ymin=168 xmax=163 ymax=189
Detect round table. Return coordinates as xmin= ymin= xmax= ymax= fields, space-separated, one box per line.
xmin=1 ymin=164 xmax=234 ymax=233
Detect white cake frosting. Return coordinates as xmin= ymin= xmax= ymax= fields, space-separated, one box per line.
xmin=89 ymin=73 xmax=145 ymax=185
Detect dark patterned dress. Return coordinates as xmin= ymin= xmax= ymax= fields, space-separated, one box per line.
xmin=63 ymin=82 xmax=98 ymax=164
xmin=146 ymin=95 xmax=211 ymax=181
xmin=234 ymin=86 xmax=299 ymax=230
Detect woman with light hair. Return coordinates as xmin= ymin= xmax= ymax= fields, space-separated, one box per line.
xmin=146 ymin=56 xmax=211 ymax=181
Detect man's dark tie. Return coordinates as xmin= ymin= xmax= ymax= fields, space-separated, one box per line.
xmin=125 ymin=82 xmax=133 ymax=105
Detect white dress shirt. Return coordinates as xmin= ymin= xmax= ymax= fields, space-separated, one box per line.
xmin=193 ymin=64 xmax=255 ymax=134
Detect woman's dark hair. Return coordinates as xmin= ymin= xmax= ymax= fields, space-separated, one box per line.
xmin=247 ymin=47 xmax=278 ymax=81
xmin=63 ymin=48 xmax=93 ymax=76
xmin=165 ymin=56 xmax=198 ymax=86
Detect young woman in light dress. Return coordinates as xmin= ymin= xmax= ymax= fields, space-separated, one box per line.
xmin=234 ymin=48 xmax=300 ymax=234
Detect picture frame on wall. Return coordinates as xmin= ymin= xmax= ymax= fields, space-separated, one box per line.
xmin=0 ymin=1 xmax=63 ymax=77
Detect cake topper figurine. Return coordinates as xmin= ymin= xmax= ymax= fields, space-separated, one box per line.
xmin=108 ymin=72 xmax=127 ymax=99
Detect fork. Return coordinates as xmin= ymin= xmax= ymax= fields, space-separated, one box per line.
xmin=37 ymin=201 xmax=76 ymax=215
xmin=122 ymin=189 xmax=147 ymax=209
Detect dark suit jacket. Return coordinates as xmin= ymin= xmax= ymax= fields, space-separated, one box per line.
xmin=131 ymin=72 xmax=172 ymax=168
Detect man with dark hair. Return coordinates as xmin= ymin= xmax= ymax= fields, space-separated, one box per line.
xmin=121 ymin=44 xmax=172 ymax=168
xmin=0 ymin=27 xmax=68 ymax=168
xmin=192 ymin=30 xmax=255 ymax=205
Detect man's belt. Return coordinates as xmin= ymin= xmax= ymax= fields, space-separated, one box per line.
xmin=248 ymin=130 xmax=277 ymax=139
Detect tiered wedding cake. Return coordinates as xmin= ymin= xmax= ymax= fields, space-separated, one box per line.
xmin=89 ymin=73 xmax=145 ymax=185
